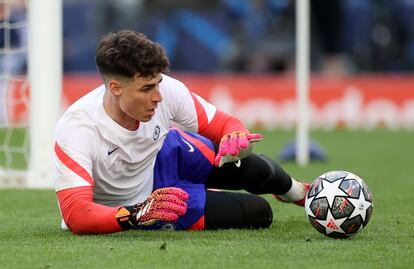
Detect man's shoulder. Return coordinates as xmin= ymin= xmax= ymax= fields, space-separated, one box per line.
xmin=160 ymin=74 xmax=187 ymax=91
xmin=55 ymin=85 xmax=105 ymax=136
xmin=70 ymin=85 xmax=105 ymax=109
xmin=55 ymin=110 xmax=95 ymax=138
xmin=62 ymin=85 xmax=104 ymax=118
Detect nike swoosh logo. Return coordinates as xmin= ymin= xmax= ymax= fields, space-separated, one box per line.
xmin=107 ymin=147 xmax=119 ymax=155
xmin=182 ymin=139 xmax=194 ymax=152
xmin=235 ymin=159 xmax=241 ymax=167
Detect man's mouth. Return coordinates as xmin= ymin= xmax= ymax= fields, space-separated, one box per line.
xmin=147 ymin=107 xmax=156 ymax=115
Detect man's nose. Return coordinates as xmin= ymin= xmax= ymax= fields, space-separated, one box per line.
xmin=152 ymin=87 xmax=162 ymax=102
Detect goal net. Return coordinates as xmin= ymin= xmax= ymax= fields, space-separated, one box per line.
xmin=0 ymin=0 xmax=29 ymax=187
xmin=0 ymin=0 xmax=61 ymax=188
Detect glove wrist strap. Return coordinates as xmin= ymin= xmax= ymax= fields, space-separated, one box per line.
xmin=115 ymin=205 xmax=142 ymax=230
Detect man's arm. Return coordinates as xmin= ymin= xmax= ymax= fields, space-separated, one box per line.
xmin=54 ymin=139 xmax=122 ymax=234
xmin=55 ymin=141 xmax=188 ymax=235
xmin=57 ymin=186 xmax=188 ymax=235
xmin=188 ymin=92 xmax=262 ymax=167
xmin=197 ymin=106 xmax=247 ymax=143
xmin=57 ymin=186 xmax=121 ymax=234
xmin=161 ymin=75 xmax=262 ymax=166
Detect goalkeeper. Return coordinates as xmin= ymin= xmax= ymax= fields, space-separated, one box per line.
xmin=54 ymin=30 xmax=309 ymax=234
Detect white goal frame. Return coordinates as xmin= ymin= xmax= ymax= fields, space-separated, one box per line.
xmin=295 ymin=0 xmax=310 ymax=166
xmin=27 ymin=0 xmax=62 ymax=188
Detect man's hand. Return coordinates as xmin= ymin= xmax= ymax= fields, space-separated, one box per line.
xmin=116 ymin=187 xmax=188 ymax=229
xmin=214 ymin=131 xmax=262 ymax=167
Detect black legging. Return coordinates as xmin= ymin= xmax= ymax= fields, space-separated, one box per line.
xmin=204 ymin=190 xmax=273 ymax=229
xmin=206 ymin=153 xmax=293 ymax=195
xmin=203 ymin=153 xmax=293 ymax=229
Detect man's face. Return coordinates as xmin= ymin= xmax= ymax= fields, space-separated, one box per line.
xmin=115 ymin=73 xmax=163 ymax=122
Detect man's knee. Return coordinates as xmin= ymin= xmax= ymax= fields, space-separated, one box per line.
xmin=237 ymin=154 xmax=290 ymax=195
xmin=204 ymin=191 xmax=273 ymax=230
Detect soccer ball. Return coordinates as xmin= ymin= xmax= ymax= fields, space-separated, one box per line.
xmin=305 ymin=171 xmax=373 ymax=238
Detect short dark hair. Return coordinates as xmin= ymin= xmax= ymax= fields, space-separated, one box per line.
xmin=95 ymin=30 xmax=170 ymax=79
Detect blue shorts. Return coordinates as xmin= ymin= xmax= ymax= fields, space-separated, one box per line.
xmin=152 ymin=128 xmax=215 ymax=230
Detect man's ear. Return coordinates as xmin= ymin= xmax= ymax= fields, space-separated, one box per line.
xmin=108 ymin=80 xmax=122 ymax=96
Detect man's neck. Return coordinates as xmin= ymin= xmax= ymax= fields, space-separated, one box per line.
xmin=103 ymin=90 xmax=139 ymax=131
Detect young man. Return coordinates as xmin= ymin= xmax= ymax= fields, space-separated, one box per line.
xmin=54 ymin=30 xmax=308 ymax=234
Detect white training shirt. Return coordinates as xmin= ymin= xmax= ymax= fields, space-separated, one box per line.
xmin=54 ymin=74 xmax=216 ymax=206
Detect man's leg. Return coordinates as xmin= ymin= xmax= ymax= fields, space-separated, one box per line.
xmin=204 ymin=190 xmax=272 ymax=229
xmin=206 ymin=153 xmax=308 ymax=205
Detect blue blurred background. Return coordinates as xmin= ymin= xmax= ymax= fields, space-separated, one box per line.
xmin=60 ymin=0 xmax=414 ymax=74
xmin=3 ymin=0 xmax=414 ymax=75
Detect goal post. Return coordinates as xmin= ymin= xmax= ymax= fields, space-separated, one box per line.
xmin=27 ymin=0 xmax=62 ymax=188
xmin=295 ymin=0 xmax=310 ymax=166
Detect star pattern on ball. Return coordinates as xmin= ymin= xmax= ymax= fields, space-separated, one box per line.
xmin=347 ymin=188 xmax=372 ymax=222
xmin=316 ymin=208 xmax=347 ymax=235
xmin=305 ymin=195 xmax=316 ymax=217
xmin=315 ymin=179 xmax=347 ymax=208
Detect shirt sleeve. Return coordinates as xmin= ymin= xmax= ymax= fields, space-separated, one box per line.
xmin=56 ymin=186 xmax=121 ymax=234
xmin=54 ymin=118 xmax=96 ymax=191
xmin=54 ymin=117 xmax=122 ymax=234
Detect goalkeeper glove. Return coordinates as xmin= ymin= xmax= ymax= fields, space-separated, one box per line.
xmin=116 ymin=187 xmax=188 ymax=230
xmin=214 ymin=131 xmax=262 ymax=167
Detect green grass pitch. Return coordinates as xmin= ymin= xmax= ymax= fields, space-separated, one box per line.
xmin=0 ymin=129 xmax=413 ymax=269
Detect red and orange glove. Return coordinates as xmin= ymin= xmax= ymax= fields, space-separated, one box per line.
xmin=214 ymin=131 xmax=262 ymax=167
xmin=116 ymin=187 xmax=188 ymax=229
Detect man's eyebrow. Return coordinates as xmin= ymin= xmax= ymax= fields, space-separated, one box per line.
xmin=140 ymin=76 xmax=163 ymax=89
